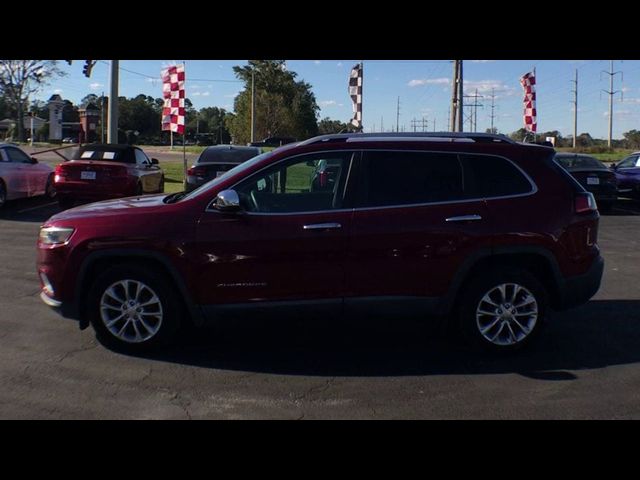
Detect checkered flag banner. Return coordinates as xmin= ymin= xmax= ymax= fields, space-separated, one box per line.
xmin=349 ymin=63 xmax=363 ymax=130
xmin=520 ymin=71 xmax=537 ymax=133
xmin=161 ymin=64 xmax=186 ymax=135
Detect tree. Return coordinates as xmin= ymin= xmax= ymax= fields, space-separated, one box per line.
xmin=623 ymin=130 xmax=640 ymax=149
xmin=0 ymin=60 xmax=65 ymax=141
xmin=227 ymin=60 xmax=319 ymax=144
xmin=318 ymin=117 xmax=353 ymax=134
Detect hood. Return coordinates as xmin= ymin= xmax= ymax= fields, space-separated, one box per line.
xmin=47 ymin=193 xmax=168 ymax=222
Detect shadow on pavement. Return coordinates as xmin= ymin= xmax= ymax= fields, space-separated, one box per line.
xmin=129 ymin=299 xmax=640 ymax=379
xmin=0 ymin=196 xmax=60 ymax=223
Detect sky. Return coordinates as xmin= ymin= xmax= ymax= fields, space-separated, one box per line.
xmin=36 ymin=59 xmax=640 ymax=140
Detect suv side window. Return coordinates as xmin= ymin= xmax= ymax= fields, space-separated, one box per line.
xmin=355 ymin=150 xmax=464 ymax=208
xmin=460 ymin=154 xmax=533 ymax=198
xmin=234 ymin=152 xmax=353 ymax=213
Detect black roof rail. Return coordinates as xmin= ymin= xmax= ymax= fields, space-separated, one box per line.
xmin=299 ymin=132 xmax=517 ymax=145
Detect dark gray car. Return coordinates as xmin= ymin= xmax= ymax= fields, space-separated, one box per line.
xmin=186 ymin=145 xmax=261 ymax=192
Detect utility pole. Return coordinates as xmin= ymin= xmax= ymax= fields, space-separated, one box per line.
xmin=381 ymin=116 xmax=384 ymax=132
xmin=107 ymin=60 xmax=119 ymax=144
xmin=396 ymin=97 xmax=401 ymax=133
xmin=450 ymin=60 xmax=459 ymax=132
xmin=464 ymin=89 xmax=484 ymax=132
xmin=488 ymin=88 xmax=497 ymax=133
xmin=571 ymin=69 xmax=578 ymax=149
xmin=602 ymin=60 xmax=623 ymax=149
xmin=101 ymin=92 xmax=105 ymax=143
xmin=411 ymin=117 xmax=428 ymax=132
xmin=251 ymin=69 xmax=256 ymax=143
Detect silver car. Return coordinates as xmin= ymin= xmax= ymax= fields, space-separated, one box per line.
xmin=0 ymin=144 xmax=55 ymax=208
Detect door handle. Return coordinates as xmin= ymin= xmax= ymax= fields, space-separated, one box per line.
xmin=303 ymin=222 xmax=342 ymax=230
xmin=445 ymin=215 xmax=482 ymax=222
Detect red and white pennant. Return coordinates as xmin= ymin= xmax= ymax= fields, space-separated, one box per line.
xmin=520 ymin=71 xmax=537 ymax=133
xmin=161 ymin=64 xmax=186 ymax=135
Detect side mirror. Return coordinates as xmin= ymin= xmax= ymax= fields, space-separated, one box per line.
xmin=214 ymin=189 xmax=242 ymax=213
xmin=151 ymin=158 xmax=159 ymax=165
xmin=610 ymin=163 xmax=617 ymax=170
xmin=30 ymin=157 xmax=38 ymax=164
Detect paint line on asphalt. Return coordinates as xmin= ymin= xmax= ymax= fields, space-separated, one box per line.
xmin=17 ymin=202 xmax=58 ymax=214
xmin=612 ymin=207 xmax=640 ymax=216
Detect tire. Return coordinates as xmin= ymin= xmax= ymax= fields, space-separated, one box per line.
xmin=456 ymin=267 xmax=548 ymax=353
xmin=599 ymin=201 xmax=614 ymax=213
xmin=0 ymin=180 xmax=6 ymax=209
xmin=45 ymin=174 xmax=56 ymax=199
xmin=136 ymin=182 xmax=143 ymax=196
xmin=87 ymin=264 xmax=182 ymax=353
xmin=58 ymin=197 xmax=74 ymax=210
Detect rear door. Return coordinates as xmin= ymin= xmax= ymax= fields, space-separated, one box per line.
xmin=615 ymin=154 xmax=640 ymax=194
xmin=3 ymin=147 xmax=31 ymax=197
xmin=345 ymin=149 xmax=493 ymax=305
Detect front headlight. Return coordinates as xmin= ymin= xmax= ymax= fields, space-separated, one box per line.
xmin=39 ymin=226 xmax=75 ymax=245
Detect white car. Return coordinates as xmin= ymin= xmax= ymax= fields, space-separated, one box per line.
xmin=0 ymin=144 xmax=55 ymax=208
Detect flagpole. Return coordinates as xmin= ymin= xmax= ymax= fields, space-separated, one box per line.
xmin=360 ymin=61 xmax=363 ymax=133
xmin=533 ymin=67 xmax=537 ymax=143
xmin=183 ymin=61 xmax=187 ymax=192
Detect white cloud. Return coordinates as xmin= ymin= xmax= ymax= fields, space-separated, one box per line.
xmin=53 ymin=89 xmax=63 ymax=94
xmin=408 ymin=78 xmax=450 ymax=87
xmin=201 ymin=91 xmax=210 ymax=97
xmin=89 ymin=82 xmax=104 ymax=90
xmin=337 ymin=62 xmax=343 ymax=67
xmin=320 ymin=100 xmax=337 ymax=107
xmin=463 ymin=80 xmax=517 ymax=97
xmin=314 ymin=60 xmax=322 ymax=65
xmin=471 ymin=60 xmax=494 ymax=63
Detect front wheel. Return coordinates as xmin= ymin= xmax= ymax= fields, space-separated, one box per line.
xmin=45 ymin=174 xmax=56 ymax=199
xmin=457 ymin=268 xmax=548 ymax=353
xmin=87 ymin=264 xmax=181 ymax=353
xmin=0 ymin=181 xmax=6 ymax=209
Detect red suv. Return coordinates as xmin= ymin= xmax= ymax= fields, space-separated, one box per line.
xmin=37 ymin=133 xmax=604 ymax=353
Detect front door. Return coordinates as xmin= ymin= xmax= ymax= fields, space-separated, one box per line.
xmin=193 ymin=151 xmax=355 ymax=313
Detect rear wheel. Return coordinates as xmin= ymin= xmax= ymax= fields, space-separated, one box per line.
xmin=87 ymin=264 xmax=181 ymax=353
xmin=457 ymin=268 xmax=548 ymax=353
xmin=136 ymin=182 xmax=143 ymax=196
xmin=58 ymin=197 xmax=74 ymax=210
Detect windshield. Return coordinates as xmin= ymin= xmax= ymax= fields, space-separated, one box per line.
xmin=198 ymin=148 xmax=260 ymax=164
xmin=180 ymin=150 xmax=275 ymax=200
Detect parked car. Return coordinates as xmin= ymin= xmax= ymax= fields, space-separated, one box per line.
xmin=53 ymin=144 xmax=164 ymax=209
xmin=186 ymin=145 xmax=260 ymax=192
xmin=62 ymin=137 xmax=78 ymax=144
xmin=554 ymin=153 xmax=617 ymax=211
xmin=0 ymin=143 xmax=56 ymax=209
xmin=610 ymin=152 xmax=640 ymax=199
xmin=37 ymin=132 xmax=603 ymax=354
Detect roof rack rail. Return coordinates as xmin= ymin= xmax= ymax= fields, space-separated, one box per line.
xmin=299 ymin=132 xmax=516 ymax=146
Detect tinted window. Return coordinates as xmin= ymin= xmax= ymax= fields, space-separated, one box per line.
xmin=356 ymin=151 xmax=464 ymax=208
xmin=461 ymin=154 xmax=533 ymax=197
xmin=198 ymin=147 xmax=260 ymax=164
xmin=618 ymin=155 xmax=639 ymax=169
xmin=134 ymin=149 xmax=150 ymax=165
xmin=234 ymin=152 xmax=352 ymax=213
xmin=5 ymin=147 xmax=31 ymax=163
xmin=556 ymin=154 xmax=605 ymax=169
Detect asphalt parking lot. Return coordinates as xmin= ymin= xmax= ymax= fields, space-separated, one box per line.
xmin=1 ymin=196 xmax=640 ymax=419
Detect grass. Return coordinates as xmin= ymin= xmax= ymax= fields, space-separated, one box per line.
xmin=556 ymin=147 xmax=634 ymax=164
xmin=161 ymin=162 xmax=188 ymax=193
